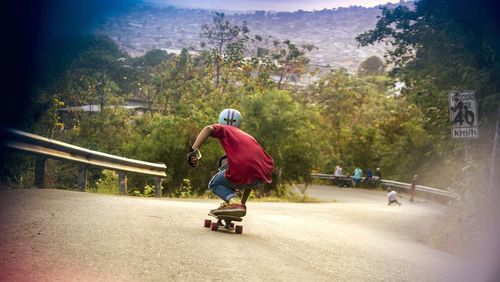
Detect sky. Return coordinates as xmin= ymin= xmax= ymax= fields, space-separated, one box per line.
xmin=146 ymin=0 xmax=402 ymax=12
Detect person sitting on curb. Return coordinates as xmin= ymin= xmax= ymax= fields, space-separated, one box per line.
xmin=352 ymin=166 xmax=363 ymax=187
xmin=187 ymin=108 xmax=274 ymax=217
xmin=387 ymin=188 xmax=402 ymax=206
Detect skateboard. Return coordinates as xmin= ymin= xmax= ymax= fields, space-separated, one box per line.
xmin=202 ymin=154 xmax=250 ymax=235
xmin=204 ymin=213 xmax=243 ymax=234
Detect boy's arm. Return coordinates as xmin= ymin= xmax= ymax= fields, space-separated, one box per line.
xmin=191 ymin=126 xmax=215 ymax=150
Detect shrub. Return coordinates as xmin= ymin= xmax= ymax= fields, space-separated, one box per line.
xmin=95 ymin=170 xmax=119 ymax=194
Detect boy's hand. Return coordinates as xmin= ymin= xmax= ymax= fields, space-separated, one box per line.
xmin=187 ymin=147 xmax=201 ymax=167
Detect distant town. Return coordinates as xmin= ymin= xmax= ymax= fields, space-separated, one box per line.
xmin=96 ymin=2 xmax=411 ymax=72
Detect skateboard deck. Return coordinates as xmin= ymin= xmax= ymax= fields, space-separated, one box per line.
xmin=204 ymin=213 xmax=243 ymax=234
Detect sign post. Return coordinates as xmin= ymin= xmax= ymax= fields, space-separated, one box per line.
xmin=488 ymin=107 xmax=500 ymax=192
xmin=449 ymin=90 xmax=479 ymax=191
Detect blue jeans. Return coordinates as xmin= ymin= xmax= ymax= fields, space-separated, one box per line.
xmin=208 ymin=169 xmax=261 ymax=202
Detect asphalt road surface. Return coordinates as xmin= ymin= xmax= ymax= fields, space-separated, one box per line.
xmin=0 ymin=186 xmax=468 ymax=281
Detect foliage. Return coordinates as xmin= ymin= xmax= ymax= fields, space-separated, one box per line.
xmin=30 ymin=96 xmax=65 ymax=138
xmin=134 ymin=49 xmax=171 ymax=67
xmin=304 ymin=69 xmax=431 ymax=179
xmin=61 ymin=107 xmax=132 ymax=155
xmin=356 ymin=0 xmax=500 ymax=119
xmin=124 ymin=110 xmax=221 ymax=194
xmin=150 ymin=49 xmax=213 ymax=115
xmin=200 ymin=12 xmax=249 ymax=89
xmin=170 ymin=179 xmax=196 ymax=198
xmin=357 ymin=56 xmax=385 ymax=77
xmin=268 ymin=39 xmax=316 ymax=89
xmin=0 ymin=153 xmax=34 ymax=189
xmin=242 ymin=89 xmax=327 ymax=187
xmin=131 ymin=184 xmax=156 ymax=197
xmin=95 ymin=169 xmax=120 ymax=195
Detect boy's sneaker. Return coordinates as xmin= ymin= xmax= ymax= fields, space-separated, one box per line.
xmin=210 ymin=203 xmax=246 ymax=217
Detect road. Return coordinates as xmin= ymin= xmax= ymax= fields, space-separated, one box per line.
xmin=0 ymin=186 xmax=466 ymax=281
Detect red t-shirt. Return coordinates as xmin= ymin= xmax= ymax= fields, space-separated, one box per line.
xmin=211 ymin=124 xmax=274 ymax=185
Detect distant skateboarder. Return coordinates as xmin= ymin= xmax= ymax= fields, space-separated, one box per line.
xmin=387 ymin=189 xmax=402 ymax=206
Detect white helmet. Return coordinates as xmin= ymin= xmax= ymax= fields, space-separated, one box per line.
xmin=218 ymin=109 xmax=242 ymax=128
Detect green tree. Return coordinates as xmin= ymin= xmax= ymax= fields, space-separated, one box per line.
xmin=200 ymin=12 xmax=249 ymax=90
xmin=242 ymin=89 xmax=328 ymax=192
xmin=305 ymin=70 xmax=430 ymax=179
xmin=26 ymin=34 xmax=134 ymax=135
xmin=124 ymin=107 xmax=221 ymax=195
xmin=357 ymin=56 xmax=385 ymax=77
xmin=268 ymin=40 xmax=315 ymax=90
xmin=63 ymin=107 xmax=132 ymax=156
xmin=151 ymin=49 xmax=213 ymax=115
xmin=356 ymin=0 xmax=500 ymax=119
xmin=135 ymin=49 xmax=170 ymax=67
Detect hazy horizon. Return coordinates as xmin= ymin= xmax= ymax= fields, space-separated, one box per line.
xmin=146 ymin=0 xmax=403 ymax=12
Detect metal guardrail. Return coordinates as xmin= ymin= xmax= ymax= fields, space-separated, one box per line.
xmin=311 ymin=173 xmax=458 ymax=203
xmin=311 ymin=173 xmax=348 ymax=181
xmin=378 ymin=179 xmax=456 ymax=198
xmin=2 ymin=128 xmax=166 ymax=197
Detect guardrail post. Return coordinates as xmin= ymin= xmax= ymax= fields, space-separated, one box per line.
xmin=34 ymin=157 xmax=46 ymax=188
xmin=118 ymin=171 xmax=127 ymax=195
xmin=78 ymin=165 xmax=87 ymax=192
xmin=154 ymin=177 xmax=161 ymax=198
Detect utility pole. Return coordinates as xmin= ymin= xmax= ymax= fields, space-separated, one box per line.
xmin=488 ymin=107 xmax=500 ymax=193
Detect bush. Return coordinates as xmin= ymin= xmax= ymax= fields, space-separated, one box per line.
xmin=95 ymin=170 xmax=119 ymax=194
xmin=135 ymin=184 xmax=155 ymax=197
xmin=172 ymin=178 xmax=196 ymax=198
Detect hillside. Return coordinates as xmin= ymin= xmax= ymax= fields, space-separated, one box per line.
xmin=95 ymin=3 xmax=411 ymax=71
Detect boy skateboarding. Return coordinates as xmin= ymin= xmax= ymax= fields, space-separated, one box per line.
xmin=187 ymin=109 xmax=274 ymax=217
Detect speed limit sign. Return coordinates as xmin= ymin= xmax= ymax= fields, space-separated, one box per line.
xmin=449 ymin=91 xmax=479 ymax=138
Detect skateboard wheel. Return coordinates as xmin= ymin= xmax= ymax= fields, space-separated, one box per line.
xmin=235 ymin=225 xmax=243 ymax=234
xmin=204 ymin=219 xmax=211 ymax=228
xmin=210 ymin=222 xmax=218 ymax=231
xmin=229 ymin=222 xmax=235 ymax=228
